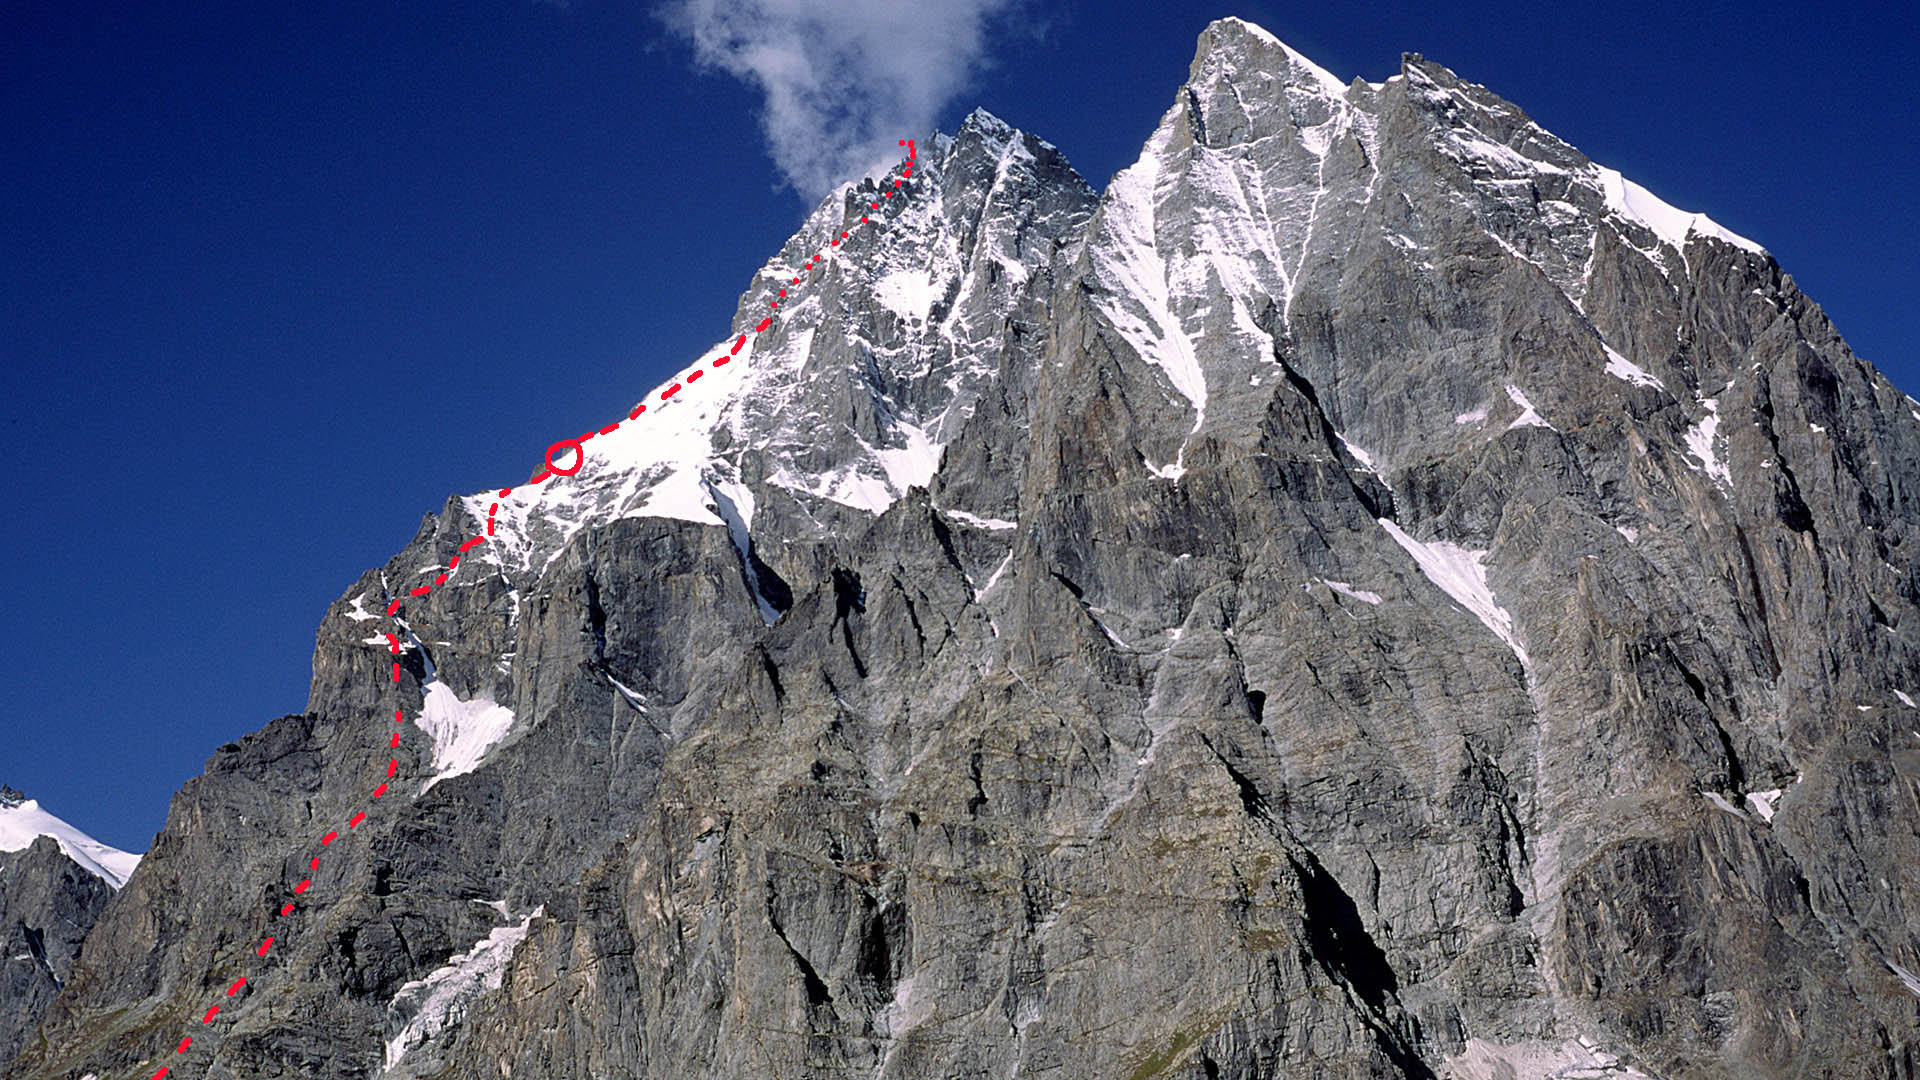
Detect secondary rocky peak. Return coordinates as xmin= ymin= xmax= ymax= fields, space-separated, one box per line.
xmin=0 ymin=794 xmax=142 ymax=889
xmin=955 ymin=104 xmax=1015 ymax=145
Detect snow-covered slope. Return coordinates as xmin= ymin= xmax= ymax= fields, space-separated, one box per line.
xmin=465 ymin=111 xmax=1097 ymax=580
xmin=0 ymin=790 xmax=141 ymax=889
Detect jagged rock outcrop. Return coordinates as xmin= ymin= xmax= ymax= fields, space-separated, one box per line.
xmin=0 ymin=786 xmax=132 ymax=1069
xmin=1 ymin=837 xmax=115 ymax=1067
xmin=13 ymin=17 xmax=1920 ymax=1080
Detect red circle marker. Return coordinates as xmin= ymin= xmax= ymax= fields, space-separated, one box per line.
xmin=544 ymin=438 xmax=584 ymax=477
xmin=165 ymin=140 xmax=922 ymax=1070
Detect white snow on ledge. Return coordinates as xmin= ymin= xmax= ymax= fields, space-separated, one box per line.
xmin=384 ymin=906 xmax=542 ymax=1071
xmin=773 ymin=415 xmax=944 ymax=516
xmin=871 ymin=269 xmax=937 ymax=323
xmin=1504 ymin=386 xmax=1553 ymax=431
xmin=1377 ymin=519 xmax=1526 ymax=665
xmin=1746 ymin=789 xmax=1783 ymax=823
xmin=1603 ymin=345 xmax=1665 ymax=391
xmin=939 ymin=507 xmax=1016 ymax=531
xmin=1702 ymin=791 xmax=1746 ymax=819
xmin=416 ymin=684 xmax=517 ymax=794
xmin=1336 ymin=433 xmax=1383 ymax=474
xmin=1316 ymin=578 xmax=1383 ymax=605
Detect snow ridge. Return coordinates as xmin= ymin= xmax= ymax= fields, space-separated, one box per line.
xmin=1595 ymin=166 xmax=1764 ymax=256
xmin=468 ymin=119 xmax=1080 ymax=583
xmin=0 ymin=796 xmax=142 ymax=889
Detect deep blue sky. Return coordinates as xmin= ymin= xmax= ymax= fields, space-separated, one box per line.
xmin=5 ymin=1 xmax=1915 ymax=852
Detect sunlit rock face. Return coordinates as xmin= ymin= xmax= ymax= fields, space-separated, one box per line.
xmin=14 ymin=17 xmax=1920 ymax=1080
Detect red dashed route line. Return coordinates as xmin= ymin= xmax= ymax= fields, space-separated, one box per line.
xmin=146 ymin=140 xmax=919 ymax=1080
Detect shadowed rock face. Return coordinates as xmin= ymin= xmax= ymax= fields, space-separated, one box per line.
xmin=0 ymin=833 xmax=116 ymax=1066
xmin=11 ymin=16 xmax=1920 ymax=1080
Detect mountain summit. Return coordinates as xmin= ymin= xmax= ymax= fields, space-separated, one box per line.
xmin=11 ymin=17 xmax=1920 ymax=1079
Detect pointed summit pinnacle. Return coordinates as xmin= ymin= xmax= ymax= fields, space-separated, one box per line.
xmin=1193 ymin=16 xmax=1348 ymax=98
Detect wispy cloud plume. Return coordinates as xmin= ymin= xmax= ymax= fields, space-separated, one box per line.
xmin=660 ymin=0 xmax=1024 ymax=200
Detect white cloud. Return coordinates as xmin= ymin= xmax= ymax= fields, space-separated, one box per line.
xmin=661 ymin=0 xmax=1023 ymax=199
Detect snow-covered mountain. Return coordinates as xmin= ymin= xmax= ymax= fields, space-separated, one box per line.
xmin=0 ymin=786 xmax=140 ymax=889
xmin=0 ymin=786 xmax=138 ymax=1064
xmin=13 ymin=16 xmax=1920 ymax=1080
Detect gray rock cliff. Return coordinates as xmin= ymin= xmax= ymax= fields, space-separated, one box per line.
xmin=12 ymin=17 xmax=1920 ymax=1080
xmin=0 ymin=787 xmax=125 ymax=1069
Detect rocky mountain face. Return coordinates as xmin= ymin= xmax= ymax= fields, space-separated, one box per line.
xmin=12 ymin=16 xmax=1920 ymax=1080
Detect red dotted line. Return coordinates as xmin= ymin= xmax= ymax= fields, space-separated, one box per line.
xmin=147 ymin=141 xmax=918 ymax=1079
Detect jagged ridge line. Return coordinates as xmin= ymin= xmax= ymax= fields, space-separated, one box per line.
xmin=145 ymin=141 xmax=921 ymax=1080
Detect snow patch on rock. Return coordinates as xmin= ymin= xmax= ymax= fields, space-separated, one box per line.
xmin=1684 ymin=398 xmax=1732 ymax=488
xmin=1702 ymin=791 xmax=1746 ymax=819
xmin=1088 ymin=119 xmax=1207 ymax=475
xmin=416 ymin=684 xmax=517 ymax=794
xmin=1319 ymin=579 xmax=1383 ymax=605
xmin=1885 ymin=957 xmax=1920 ymax=999
xmin=383 ymin=907 xmax=541 ymax=1071
xmin=1378 ymin=519 xmax=1526 ymax=665
xmin=939 ymin=507 xmax=1015 ymax=531
xmin=1505 ymin=385 xmax=1553 ymax=431
xmin=872 ymin=269 xmax=938 ymax=323
xmin=1603 ymin=345 xmax=1665 ymax=391
xmin=1746 ymin=789 xmax=1783 ymax=823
